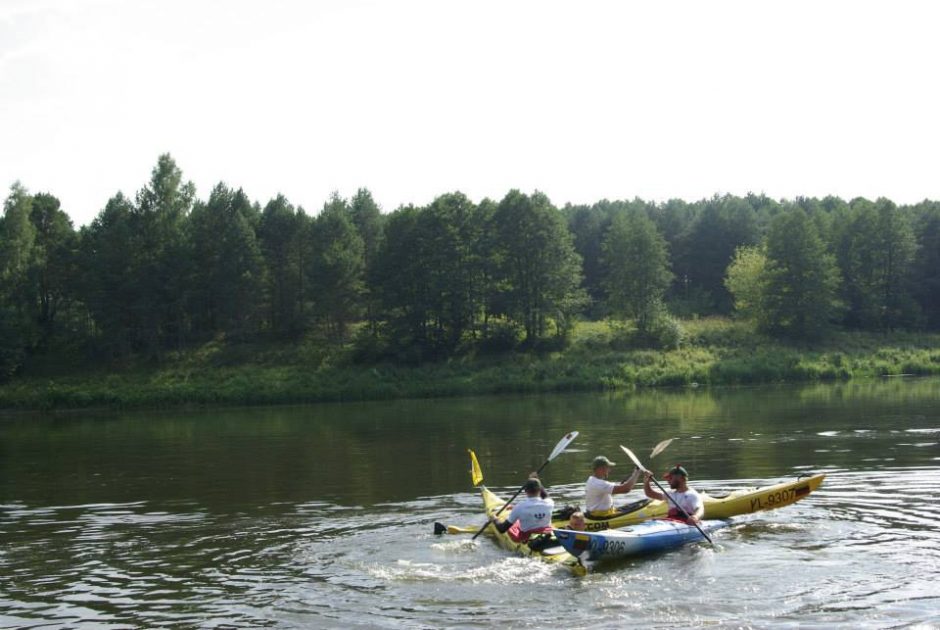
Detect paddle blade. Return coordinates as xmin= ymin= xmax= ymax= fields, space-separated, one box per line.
xmin=468 ymin=449 xmax=483 ymax=486
xmin=619 ymin=444 xmax=646 ymax=471
xmin=650 ymin=438 xmax=674 ymax=459
xmin=548 ymin=431 xmax=579 ymax=461
xmin=447 ymin=525 xmax=478 ymax=535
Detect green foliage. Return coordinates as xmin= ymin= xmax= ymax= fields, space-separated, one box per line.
xmin=28 ymin=193 xmax=80 ymax=344
xmin=911 ymin=202 xmax=940 ymax=328
xmin=308 ymin=193 xmax=365 ymax=339
xmin=602 ymin=209 xmax=673 ymax=334
xmin=7 ymin=153 xmax=940 ymax=393
xmin=373 ymin=205 xmax=425 ymax=353
xmin=3 ymin=319 xmax=940 ymax=410
xmin=188 ymin=184 xmax=265 ymax=337
xmin=835 ymin=198 xmax=919 ymax=330
xmin=644 ymin=314 xmax=686 ymax=350
xmin=760 ymin=208 xmax=841 ymax=340
xmin=0 ymin=183 xmax=41 ymax=377
xmin=608 ymin=312 xmax=685 ymax=350
xmin=78 ymin=154 xmax=197 ymax=356
xmin=259 ymin=195 xmax=306 ymax=337
xmin=724 ymin=245 xmax=767 ymax=322
xmin=491 ymin=190 xmax=586 ymax=345
xmin=349 ymin=188 xmax=385 ymax=335
xmin=564 ymin=202 xmax=610 ymax=315
xmin=349 ymin=188 xmax=384 ymax=269
xmin=417 ymin=192 xmax=483 ymax=351
xmin=79 ymin=192 xmax=138 ymax=355
xmin=675 ymin=195 xmax=759 ymax=314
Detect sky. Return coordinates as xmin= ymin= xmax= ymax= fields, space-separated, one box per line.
xmin=1 ymin=0 xmax=939 ymax=227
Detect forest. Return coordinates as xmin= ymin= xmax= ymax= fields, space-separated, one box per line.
xmin=1 ymin=154 xmax=939 ymax=384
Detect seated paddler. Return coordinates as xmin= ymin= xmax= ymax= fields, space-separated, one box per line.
xmin=491 ymin=477 xmax=554 ymax=543
xmin=643 ymin=464 xmax=704 ymax=524
xmin=584 ymin=455 xmax=641 ymax=518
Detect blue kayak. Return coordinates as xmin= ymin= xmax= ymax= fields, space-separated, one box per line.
xmin=554 ymin=519 xmax=730 ymax=562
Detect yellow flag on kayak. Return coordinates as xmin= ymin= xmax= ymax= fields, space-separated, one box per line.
xmin=468 ymin=449 xmax=483 ymax=486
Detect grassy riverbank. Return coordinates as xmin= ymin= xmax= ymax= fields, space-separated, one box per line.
xmin=2 ymin=319 xmax=939 ymax=411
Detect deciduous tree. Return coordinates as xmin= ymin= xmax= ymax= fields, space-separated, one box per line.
xmin=602 ymin=210 xmax=673 ymax=335
xmin=760 ymin=208 xmax=840 ymax=340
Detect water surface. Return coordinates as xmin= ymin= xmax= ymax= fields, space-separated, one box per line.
xmin=2 ymin=379 xmax=939 ymax=628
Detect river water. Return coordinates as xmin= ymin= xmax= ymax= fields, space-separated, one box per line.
xmin=1 ymin=379 xmax=939 ymax=629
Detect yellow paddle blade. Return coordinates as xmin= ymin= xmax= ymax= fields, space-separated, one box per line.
xmin=448 ymin=525 xmax=478 ymax=535
xmin=468 ymin=449 xmax=483 ymax=486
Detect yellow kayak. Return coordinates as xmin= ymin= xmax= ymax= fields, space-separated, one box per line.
xmin=479 ymin=485 xmax=587 ymax=576
xmin=571 ymin=473 xmax=826 ymax=532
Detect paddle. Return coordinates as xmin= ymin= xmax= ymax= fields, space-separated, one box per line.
xmin=614 ymin=437 xmax=675 ymax=483
xmin=619 ymin=444 xmax=714 ymax=547
xmin=470 ymin=430 xmax=579 ymax=541
xmin=433 ymin=523 xmax=477 ymax=535
xmin=650 ymin=438 xmax=674 ymax=459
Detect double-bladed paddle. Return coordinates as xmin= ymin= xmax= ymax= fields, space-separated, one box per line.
xmin=619 ymin=444 xmax=714 ymax=547
xmin=615 ymin=437 xmax=674 ymax=482
xmin=470 ymin=431 xmax=579 ymax=541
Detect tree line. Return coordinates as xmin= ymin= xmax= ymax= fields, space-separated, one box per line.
xmin=1 ymin=154 xmax=938 ymax=380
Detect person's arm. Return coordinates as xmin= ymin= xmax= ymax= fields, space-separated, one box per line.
xmin=611 ymin=467 xmax=641 ymax=495
xmin=643 ymin=471 xmax=664 ymax=501
xmin=491 ymin=504 xmax=519 ymax=533
xmin=687 ymin=493 xmax=704 ymax=523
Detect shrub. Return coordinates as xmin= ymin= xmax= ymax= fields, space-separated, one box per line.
xmin=477 ymin=321 xmax=521 ymax=355
xmin=647 ymin=315 xmax=685 ymax=350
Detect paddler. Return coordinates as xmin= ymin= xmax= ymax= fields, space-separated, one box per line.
xmin=584 ymin=455 xmax=642 ymax=517
xmin=567 ymin=511 xmax=587 ymax=531
xmin=643 ymin=464 xmax=704 ymax=524
xmin=491 ymin=477 xmax=554 ymax=543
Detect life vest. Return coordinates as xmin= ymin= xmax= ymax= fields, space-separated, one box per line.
xmin=506 ymin=520 xmax=553 ymax=544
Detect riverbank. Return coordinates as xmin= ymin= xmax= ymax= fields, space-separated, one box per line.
xmin=2 ymin=319 xmax=939 ymax=411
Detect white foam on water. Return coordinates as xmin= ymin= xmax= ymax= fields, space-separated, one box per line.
xmin=429 ymin=539 xmax=478 ymax=554
xmin=368 ymin=555 xmax=558 ymax=585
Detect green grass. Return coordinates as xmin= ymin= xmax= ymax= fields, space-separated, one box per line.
xmin=2 ymin=319 xmax=940 ymax=411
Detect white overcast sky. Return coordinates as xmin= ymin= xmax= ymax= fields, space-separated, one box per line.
xmin=1 ymin=0 xmax=939 ymax=226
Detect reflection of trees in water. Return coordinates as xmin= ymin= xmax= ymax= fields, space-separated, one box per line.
xmin=798 ymin=378 xmax=940 ymax=405
xmin=5 ymin=379 xmax=937 ymax=514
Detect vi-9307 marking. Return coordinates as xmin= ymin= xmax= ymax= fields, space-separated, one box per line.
xmin=749 ymin=485 xmax=809 ymax=512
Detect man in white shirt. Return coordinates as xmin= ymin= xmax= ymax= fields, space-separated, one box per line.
xmin=493 ymin=478 xmax=555 ymax=540
xmin=643 ymin=464 xmax=704 ymax=523
xmin=584 ymin=455 xmax=642 ymax=517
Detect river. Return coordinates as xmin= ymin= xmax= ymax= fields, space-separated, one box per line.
xmin=1 ymin=378 xmax=939 ymax=628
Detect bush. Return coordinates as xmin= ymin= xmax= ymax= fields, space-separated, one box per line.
xmin=350 ymin=326 xmax=390 ymax=364
xmin=614 ymin=315 xmax=686 ymax=350
xmin=476 ymin=321 xmax=521 ymax=355
xmin=646 ymin=315 xmax=685 ymax=350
